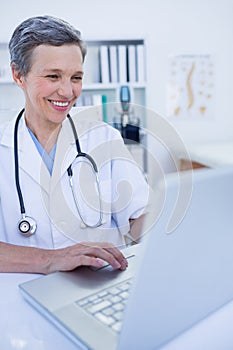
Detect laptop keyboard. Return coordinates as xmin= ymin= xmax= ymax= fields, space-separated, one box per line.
xmin=76 ymin=278 xmax=132 ymax=333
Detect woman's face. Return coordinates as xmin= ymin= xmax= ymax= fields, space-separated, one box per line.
xmin=17 ymin=44 xmax=83 ymax=126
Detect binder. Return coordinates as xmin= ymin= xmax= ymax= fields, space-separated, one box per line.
xmin=102 ymin=95 xmax=108 ymax=123
xmin=109 ymin=45 xmax=118 ymax=83
xmin=93 ymin=94 xmax=104 ymax=121
xmin=128 ymin=45 xmax=137 ymax=83
xmin=118 ymin=45 xmax=127 ymax=83
xmin=100 ymin=45 xmax=110 ymax=83
xmin=136 ymin=44 xmax=145 ymax=83
xmin=92 ymin=94 xmax=102 ymax=106
xmin=83 ymin=46 xmax=100 ymax=84
xmin=82 ymin=94 xmax=93 ymax=106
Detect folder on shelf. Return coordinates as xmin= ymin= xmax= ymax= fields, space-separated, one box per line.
xmin=101 ymin=95 xmax=108 ymax=123
xmin=100 ymin=45 xmax=110 ymax=84
xmin=136 ymin=44 xmax=145 ymax=83
xmin=109 ymin=45 xmax=118 ymax=83
xmin=92 ymin=94 xmax=103 ymax=106
xmin=118 ymin=45 xmax=127 ymax=83
xmin=74 ymin=94 xmax=103 ymax=121
xmin=128 ymin=45 xmax=137 ymax=83
xmin=83 ymin=46 xmax=100 ymax=84
xmin=82 ymin=94 xmax=93 ymax=106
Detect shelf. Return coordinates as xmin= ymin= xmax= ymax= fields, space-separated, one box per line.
xmin=83 ymin=83 xmax=117 ymax=90
xmin=86 ymin=39 xmax=144 ymax=46
xmin=82 ymin=82 xmax=146 ymax=90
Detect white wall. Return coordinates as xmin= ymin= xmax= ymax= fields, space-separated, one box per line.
xmin=145 ymin=0 xmax=233 ymax=145
xmin=1 ymin=0 xmax=232 ymax=147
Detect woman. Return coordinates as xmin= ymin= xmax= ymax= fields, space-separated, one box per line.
xmin=0 ymin=16 xmax=149 ymax=274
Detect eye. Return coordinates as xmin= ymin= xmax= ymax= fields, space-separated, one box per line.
xmin=72 ymin=75 xmax=83 ymax=82
xmin=46 ymin=74 xmax=59 ymax=80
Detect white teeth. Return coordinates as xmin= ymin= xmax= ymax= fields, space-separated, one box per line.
xmin=52 ymin=101 xmax=69 ymax=107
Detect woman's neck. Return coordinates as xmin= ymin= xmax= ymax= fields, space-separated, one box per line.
xmin=25 ymin=116 xmax=62 ymax=153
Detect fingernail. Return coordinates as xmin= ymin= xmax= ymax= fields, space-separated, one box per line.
xmin=115 ymin=261 xmax=121 ymax=268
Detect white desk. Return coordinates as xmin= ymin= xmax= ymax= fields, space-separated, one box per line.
xmin=0 ymin=273 xmax=77 ymax=350
xmin=2 ymin=272 xmax=233 ymax=350
xmin=180 ymin=141 xmax=233 ymax=171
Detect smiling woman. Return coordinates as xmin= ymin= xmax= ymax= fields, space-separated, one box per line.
xmin=0 ymin=15 xmax=149 ymax=274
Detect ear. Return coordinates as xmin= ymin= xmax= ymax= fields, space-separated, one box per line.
xmin=11 ymin=63 xmax=25 ymax=88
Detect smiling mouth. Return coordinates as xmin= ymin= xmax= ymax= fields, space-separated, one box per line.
xmin=49 ymin=100 xmax=70 ymax=107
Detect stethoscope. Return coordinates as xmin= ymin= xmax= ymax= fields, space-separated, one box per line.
xmin=14 ymin=109 xmax=103 ymax=237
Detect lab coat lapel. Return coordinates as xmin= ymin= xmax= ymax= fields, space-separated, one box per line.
xmin=1 ymin=116 xmax=50 ymax=194
xmin=50 ymin=119 xmax=77 ymax=192
xmin=20 ymin=131 xmax=51 ymax=194
xmin=50 ymin=116 xmax=91 ymax=193
xmin=18 ymin=119 xmax=51 ymax=194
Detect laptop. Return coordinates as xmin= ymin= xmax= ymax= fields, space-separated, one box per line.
xmin=19 ymin=166 xmax=233 ymax=350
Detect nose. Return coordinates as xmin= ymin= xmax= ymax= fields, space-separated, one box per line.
xmin=57 ymin=79 xmax=74 ymax=99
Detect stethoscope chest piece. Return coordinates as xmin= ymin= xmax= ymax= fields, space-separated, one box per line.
xmin=18 ymin=215 xmax=37 ymax=237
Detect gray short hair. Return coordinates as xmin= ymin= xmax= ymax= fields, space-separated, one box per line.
xmin=9 ymin=15 xmax=87 ymax=76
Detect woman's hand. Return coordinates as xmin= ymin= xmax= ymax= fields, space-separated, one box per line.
xmin=45 ymin=241 xmax=128 ymax=274
xmin=0 ymin=241 xmax=128 ymax=275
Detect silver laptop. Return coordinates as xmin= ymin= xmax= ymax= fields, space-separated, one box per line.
xmin=19 ymin=166 xmax=233 ymax=350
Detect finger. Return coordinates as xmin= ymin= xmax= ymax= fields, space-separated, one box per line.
xmin=81 ymin=245 xmax=123 ymax=269
xmin=77 ymin=255 xmax=106 ymax=268
xmin=104 ymin=246 xmax=128 ymax=270
xmin=81 ymin=242 xmax=128 ymax=270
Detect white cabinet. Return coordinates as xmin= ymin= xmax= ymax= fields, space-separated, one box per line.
xmin=79 ymin=40 xmax=148 ymax=172
xmin=79 ymin=39 xmax=147 ymax=125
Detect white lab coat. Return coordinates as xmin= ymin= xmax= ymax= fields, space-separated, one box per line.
xmin=0 ymin=113 xmax=149 ymax=249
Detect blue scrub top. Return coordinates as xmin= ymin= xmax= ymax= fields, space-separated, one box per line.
xmin=27 ymin=127 xmax=56 ymax=175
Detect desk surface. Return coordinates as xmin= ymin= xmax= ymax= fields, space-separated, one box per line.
xmin=185 ymin=141 xmax=233 ymax=168
xmin=2 ymin=272 xmax=233 ymax=350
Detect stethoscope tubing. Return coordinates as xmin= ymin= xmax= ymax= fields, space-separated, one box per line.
xmin=14 ymin=109 xmax=103 ymax=234
xmin=14 ymin=109 xmax=26 ymax=215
